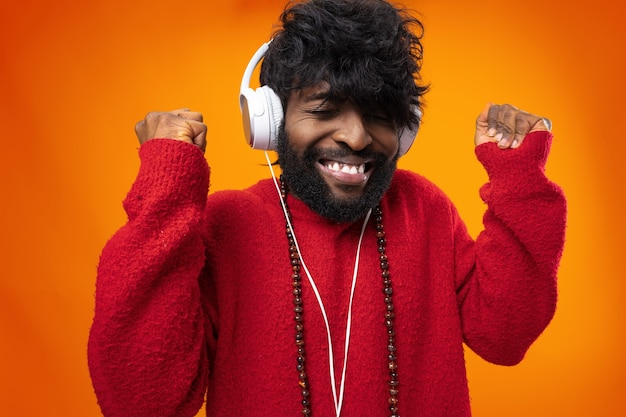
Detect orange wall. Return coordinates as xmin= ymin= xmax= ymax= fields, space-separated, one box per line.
xmin=0 ymin=0 xmax=623 ymax=415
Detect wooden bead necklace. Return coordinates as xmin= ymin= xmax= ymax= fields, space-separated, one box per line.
xmin=279 ymin=177 xmax=400 ymax=417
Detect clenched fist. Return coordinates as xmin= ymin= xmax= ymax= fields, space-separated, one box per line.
xmin=475 ymin=103 xmax=551 ymax=149
xmin=135 ymin=108 xmax=207 ymax=152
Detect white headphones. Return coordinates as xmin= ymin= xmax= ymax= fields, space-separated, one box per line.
xmin=239 ymin=41 xmax=420 ymax=155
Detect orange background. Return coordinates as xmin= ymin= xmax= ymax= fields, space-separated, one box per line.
xmin=1 ymin=0 xmax=624 ymax=416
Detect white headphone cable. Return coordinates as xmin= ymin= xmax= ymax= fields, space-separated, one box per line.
xmin=265 ymin=150 xmax=371 ymax=417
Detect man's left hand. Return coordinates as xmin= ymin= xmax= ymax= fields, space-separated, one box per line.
xmin=475 ymin=103 xmax=551 ymax=149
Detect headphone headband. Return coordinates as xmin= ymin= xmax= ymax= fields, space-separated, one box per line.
xmin=239 ymin=41 xmax=271 ymax=101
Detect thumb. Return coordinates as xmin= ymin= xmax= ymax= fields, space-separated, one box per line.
xmin=188 ymin=120 xmax=208 ymax=152
xmin=474 ymin=102 xmax=494 ymax=146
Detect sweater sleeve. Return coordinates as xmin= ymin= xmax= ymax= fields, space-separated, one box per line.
xmin=456 ymin=131 xmax=567 ymax=365
xmin=88 ymin=139 xmax=211 ymax=417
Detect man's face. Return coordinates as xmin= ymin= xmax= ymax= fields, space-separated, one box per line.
xmin=277 ymin=83 xmax=400 ymax=223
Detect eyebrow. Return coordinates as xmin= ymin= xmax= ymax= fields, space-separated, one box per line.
xmin=302 ymin=90 xmax=331 ymax=103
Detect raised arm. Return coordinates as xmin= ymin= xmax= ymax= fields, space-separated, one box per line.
xmin=456 ymin=103 xmax=566 ymax=365
xmin=88 ymin=110 xmax=212 ymax=417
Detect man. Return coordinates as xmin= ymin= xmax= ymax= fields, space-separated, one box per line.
xmin=88 ymin=0 xmax=566 ymax=416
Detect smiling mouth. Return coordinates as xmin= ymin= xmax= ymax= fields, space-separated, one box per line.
xmin=322 ymin=160 xmax=366 ymax=175
xmin=318 ymin=159 xmax=372 ymax=186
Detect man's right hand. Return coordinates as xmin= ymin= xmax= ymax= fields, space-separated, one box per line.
xmin=135 ymin=108 xmax=207 ymax=152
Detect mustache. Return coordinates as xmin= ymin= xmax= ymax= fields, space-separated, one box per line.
xmin=304 ymin=143 xmax=385 ymax=162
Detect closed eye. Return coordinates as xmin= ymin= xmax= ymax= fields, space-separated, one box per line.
xmin=365 ymin=113 xmax=394 ymax=126
xmin=306 ymin=107 xmax=340 ymax=119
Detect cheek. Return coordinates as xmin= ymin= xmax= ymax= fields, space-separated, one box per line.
xmin=283 ymin=118 xmax=320 ymax=154
xmin=283 ymin=131 xmax=309 ymax=158
xmin=375 ymin=129 xmax=400 ymax=158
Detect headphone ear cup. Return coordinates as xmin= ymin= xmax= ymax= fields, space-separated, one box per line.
xmin=262 ymin=86 xmax=283 ymax=150
xmin=398 ymin=126 xmax=417 ymax=156
xmin=239 ymin=86 xmax=283 ymax=150
xmin=397 ymin=107 xmax=422 ymax=156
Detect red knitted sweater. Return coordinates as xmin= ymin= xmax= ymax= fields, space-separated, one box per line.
xmin=88 ymin=131 xmax=566 ymax=417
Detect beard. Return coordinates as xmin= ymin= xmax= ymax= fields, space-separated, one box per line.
xmin=276 ymin=127 xmax=398 ymax=223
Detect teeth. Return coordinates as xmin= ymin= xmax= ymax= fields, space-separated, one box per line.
xmin=325 ymin=162 xmax=365 ymax=175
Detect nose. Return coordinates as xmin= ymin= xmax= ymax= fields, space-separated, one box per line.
xmin=332 ymin=108 xmax=372 ymax=151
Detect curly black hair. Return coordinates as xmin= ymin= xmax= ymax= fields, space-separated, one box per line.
xmin=260 ymin=0 xmax=428 ymax=132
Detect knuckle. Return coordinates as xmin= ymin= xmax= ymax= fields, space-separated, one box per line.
xmin=188 ymin=113 xmax=203 ymax=123
xmin=144 ymin=110 xmax=159 ymax=119
xmin=515 ymin=112 xmax=528 ymax=122
xmin=496 ymin=121 xmax=513 ymax=134
xmin=501 ymin=103 xmax=517 ymax=111
xmin=143 ymin=111 xmax=163 ymax=124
